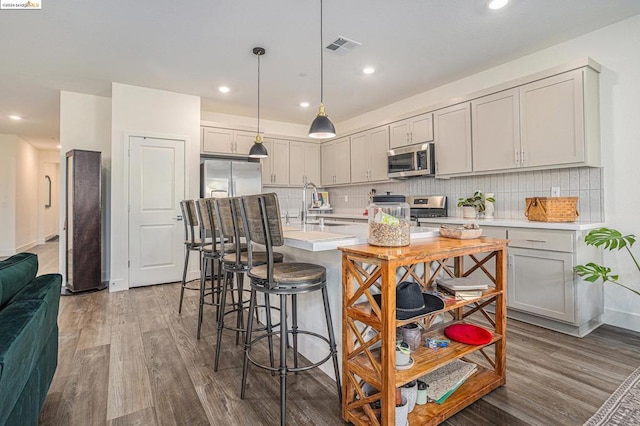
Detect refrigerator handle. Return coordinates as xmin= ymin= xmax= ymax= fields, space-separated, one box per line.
xmin=230 ymin=178 xmax=236 ymax=197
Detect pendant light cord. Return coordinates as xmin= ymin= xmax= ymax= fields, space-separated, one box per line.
xmin=320 ymin=0 xmax=324 ymax=104
xmin=257 ymin=52 xmax=261 ymax=135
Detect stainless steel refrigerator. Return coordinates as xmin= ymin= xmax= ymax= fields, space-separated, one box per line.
xmin=200 ymin=159 xmax=262 ymax=198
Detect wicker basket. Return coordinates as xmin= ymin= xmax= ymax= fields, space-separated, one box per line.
xmin=525 ymin=197 xmax=579 ymax=222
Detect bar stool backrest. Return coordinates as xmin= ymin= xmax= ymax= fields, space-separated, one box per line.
xmin=239 ymin=192 xmax=283 ymax=284
xmin=180 ymin=200 xmax=198 ymax=245
xmin=195 ymin=198 xmax=220 ymax=250
xmin=213 ymin=197 xmax=243 ymax=261
xmin=241 ymin=193 xmax=284 ymax=247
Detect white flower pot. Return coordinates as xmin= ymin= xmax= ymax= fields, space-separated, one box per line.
xmin=462 ymin=206 xmax=477 ymax=219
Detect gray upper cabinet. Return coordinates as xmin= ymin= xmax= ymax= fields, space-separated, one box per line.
xmin=350 ymin=126 xmax=390 ymax=183
xmin=261 ymin=138 xmax=290 ymax=186
xmin=520 ymin=68 xmax=591 ymax=168
xmin=472 ymin=89 xmax=521 ymax=173
xmin=321 ymin=137 xmax=351 ymax=186
xmin=289 ymin=141 xmax=320 ymax=186
xmin=434 ymin=103 xmax=472 ymax=176
xmin=389 ymin=113 xmax=433 ymax=149
xmin=202 ymin=127 xmax=256 ymax=156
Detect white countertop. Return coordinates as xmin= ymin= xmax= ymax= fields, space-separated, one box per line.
xmin=416 ymin=216 xmax=605 ymax=231
xmin=283 ymin=222 xmax=440 ymax=252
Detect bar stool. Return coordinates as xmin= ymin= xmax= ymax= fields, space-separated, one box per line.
xmin=239 ymin=193 xmax=341 ymax=426
xmin=178 ymin=199 xmax=207 ymax=314
xmin=213 ymin=196 xmax=283 ymax=371
xmin=193 ymin=198 xmax=226 ymax=338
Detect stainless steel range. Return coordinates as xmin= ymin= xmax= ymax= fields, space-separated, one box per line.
xmin=407 ymin=195 xmax=447 ymax=225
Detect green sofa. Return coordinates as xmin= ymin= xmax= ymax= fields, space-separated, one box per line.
xmin=0 ymin=253 xmax=61 ymax=426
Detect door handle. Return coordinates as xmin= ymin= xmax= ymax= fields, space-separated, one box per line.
xmin=176 ymin=215 xmax=183 ymax=221
xmin=515 ymin=148 xmax=520 ymax=165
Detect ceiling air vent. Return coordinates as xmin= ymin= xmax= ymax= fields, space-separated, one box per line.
xmin=325 ymin=36 xmax=361 ymax=55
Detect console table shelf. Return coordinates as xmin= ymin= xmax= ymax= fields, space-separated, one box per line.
xmin=339 ymin=237 xmax=508 ymax=425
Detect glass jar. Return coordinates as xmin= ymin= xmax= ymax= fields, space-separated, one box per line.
xmin=368 ymin=195 xmax=411 ymax=247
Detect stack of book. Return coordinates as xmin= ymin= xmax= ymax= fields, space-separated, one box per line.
xmin=436 ymin=277 xmax=489 ymax=300
xmin=419 ymin=359 xmax=478 ymax=404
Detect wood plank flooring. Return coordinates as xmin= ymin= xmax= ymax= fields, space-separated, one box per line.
xmin=22 ymin=242 xmax=640 ymax=425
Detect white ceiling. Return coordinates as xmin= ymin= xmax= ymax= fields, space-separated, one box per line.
xmin=1 ymin=0 xmax=640 ymax=150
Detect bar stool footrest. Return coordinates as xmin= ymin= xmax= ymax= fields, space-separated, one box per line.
xmin=246 ymin=330 xmax=335 ymax=373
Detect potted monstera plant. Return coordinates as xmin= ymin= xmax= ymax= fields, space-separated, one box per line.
xmin=457 ymin=191 xmax=495 ymax=219
xmin=574 ymin=227 xmax=639 ymax=297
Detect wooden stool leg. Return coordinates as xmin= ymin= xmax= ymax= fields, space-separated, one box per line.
xmin=241 ymin=288 xmax=257 ymax=400
xmin=279 ymin=293 xmax=288 ymax=426
xmin=322 ymin=285 xmax=342 ymax=403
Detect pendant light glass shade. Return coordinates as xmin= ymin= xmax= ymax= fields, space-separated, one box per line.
xmin=308 ymin=0 xmax=336 ymax=139
xmin=249 ymin=47 xmax=268 ymax=158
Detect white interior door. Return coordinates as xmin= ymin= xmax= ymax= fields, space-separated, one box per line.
xmin=129 ymin=136 xmax=185 ymax=287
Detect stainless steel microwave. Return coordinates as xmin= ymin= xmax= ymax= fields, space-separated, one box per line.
xmin=387 ymin=143 xmax=435 ymax=178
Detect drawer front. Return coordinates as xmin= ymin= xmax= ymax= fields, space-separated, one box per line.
xmin=508 ymin=228 xmax=573 ymax=252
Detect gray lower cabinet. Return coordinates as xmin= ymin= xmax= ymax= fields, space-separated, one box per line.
xmin=508 ymin=248 xmax=574 ymax=323
xmin=505 ymin=227 xmax=603 ymax=337
xmin=422 ymin=220 xmax=604 ymax=337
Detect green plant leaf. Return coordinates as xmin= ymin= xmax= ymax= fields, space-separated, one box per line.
xmin=574 ymin=262 xmax=614 ymax=283
xmin=584 ymin=228 xmax=636 ymax=251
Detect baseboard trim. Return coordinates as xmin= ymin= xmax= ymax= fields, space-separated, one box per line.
xmin=0 ymin=249 xmax=16 ymax=257
xmin=17 ymin=240 xmax=38 ymax=253
xmin=604 ymin=307 xmax=640 ymax=333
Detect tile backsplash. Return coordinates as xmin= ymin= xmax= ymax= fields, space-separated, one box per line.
xmin=268 ymin=167 xmax=604 ymax=222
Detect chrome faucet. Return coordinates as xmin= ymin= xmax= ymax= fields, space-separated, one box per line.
xmin=301 ymin=181 xmax=318 ymax=224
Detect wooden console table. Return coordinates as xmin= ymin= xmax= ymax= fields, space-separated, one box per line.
xmin=339 ymin=237 xmax=508 ymax=425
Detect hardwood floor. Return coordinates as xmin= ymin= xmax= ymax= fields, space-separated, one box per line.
xmin=23 ymin=242 xmax=640 ymax=425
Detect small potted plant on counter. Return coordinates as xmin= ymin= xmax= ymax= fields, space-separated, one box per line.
xmin=457 ymin=191 xmax=495 ymax=219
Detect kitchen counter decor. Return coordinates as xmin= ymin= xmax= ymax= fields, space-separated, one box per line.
xmin=439 ymin=224 xmax=483 ymax=239
xmin=368 ymin=195 xmax=411 ymax=246
xmin=525 ymin=197 xmax=579 ymax=222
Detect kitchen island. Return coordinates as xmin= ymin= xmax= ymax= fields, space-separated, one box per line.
xmin=276 ymin=223 xmax=439 ymax=379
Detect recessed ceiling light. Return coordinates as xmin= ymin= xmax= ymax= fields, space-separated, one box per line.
xmin=9 ymin=115 xmax=22 ymax=120
xmin=218 ymin=86 xmax=230 ymax=93
xmin=363 ymin=67 xmax=375 ymax=75
xmin=56 ymin=145 xmax=61 ymax=149
xmin=300 ymin=102 xmax=310 ymax=108
xmin=488 ymin=0 xmax=508 ymax=10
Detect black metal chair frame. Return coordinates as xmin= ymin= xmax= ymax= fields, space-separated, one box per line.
xmin=193 ymin=198 xmax=226 ymax=339
xmin=239 ymin=193 xmax=342 ymax=426
xmin=213 ymin=197 xmax=278 ymax=372
xmin=178 ymin=199 xmax=205 ymax=314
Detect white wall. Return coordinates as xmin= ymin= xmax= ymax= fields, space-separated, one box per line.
xmin=339 ymin=14 xmax=640 ymax=332
xmin=38 ymin=150 xmax=60 ymax=243
xmin=14 ymin=137 xmax=39 ymax=251
xmin=0 ymin=134 xmax=17 ymax=256
xmin=110 ymin=83 xmax=200 ymax=292
xmin=59 ymin=91 xmax=112 ymax=282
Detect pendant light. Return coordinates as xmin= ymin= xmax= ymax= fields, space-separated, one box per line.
xmin=249 ymin=47 xmax=268 ymax=158
xmin=308 ymin=0 xmax=336 ymax=139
